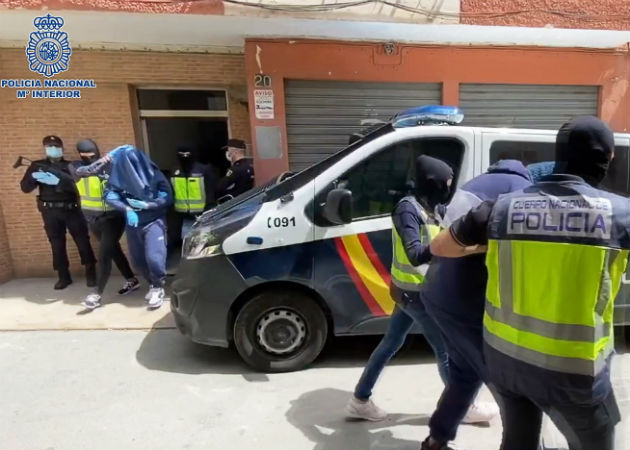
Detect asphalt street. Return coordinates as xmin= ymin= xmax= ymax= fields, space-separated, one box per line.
xmin=1 ymin=328 xmax=629 ymax=450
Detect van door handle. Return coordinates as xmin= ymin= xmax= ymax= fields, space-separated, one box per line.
xmin=247 ymin=237 xmax=263 ymax=245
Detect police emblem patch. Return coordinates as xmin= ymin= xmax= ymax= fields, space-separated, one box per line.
xmin=25 ymin=14 xmax=72 ymax=78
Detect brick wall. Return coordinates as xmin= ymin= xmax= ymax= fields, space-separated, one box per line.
xmin=0 ymin=202 xmax=14 ymax=284
xmin=461 ymin=0 xmax=630 ymax=30
xmin=0 ymin=49 xmax=249 ymax=278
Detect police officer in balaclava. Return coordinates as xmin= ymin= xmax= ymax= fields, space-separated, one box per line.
xmin=69 ymin=138 xmax=139 ymax=309
xmin=171 ymin=144 xmax=216 ymax=239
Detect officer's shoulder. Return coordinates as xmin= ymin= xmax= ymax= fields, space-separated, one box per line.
xmin=602 ymin=189 xmax=628 ymax=204
xmin=393 ymin=198 xmax=417 ymax=214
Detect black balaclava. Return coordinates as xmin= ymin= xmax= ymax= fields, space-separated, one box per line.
xmin=76 ymin=139 xmax=100 ymax=163
xmin=555 ymin=116 xmax=614 ymax=187
xmin=177 ymin=144 xmax=196 ymax=174
xmin=415 ymin=155 xmax=454 ymax=210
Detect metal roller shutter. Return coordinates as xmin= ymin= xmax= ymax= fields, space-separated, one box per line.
xmin=285 ymin=80 xmax=441 ymax=172
xmin=460 ymin=84 xmax=599 ymax=130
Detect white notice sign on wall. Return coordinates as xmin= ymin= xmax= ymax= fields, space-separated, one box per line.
xmin=254 ymin=89 xmax=274 ymax=120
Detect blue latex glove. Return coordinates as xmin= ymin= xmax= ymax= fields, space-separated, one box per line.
xmin=527 ymin=161 xmax=555 ymax=182
xmin=105 ymin=190 xmax=121 ymax=201
xmin=126 ymin=210 xmax=139 ymax=227
xmin=127 ymin=198 xmax=149 ymax=210
xmin=157 ymin=191 xmax=168 ymax=199
xmin=32 ymin=171 xmax=60 ymax=185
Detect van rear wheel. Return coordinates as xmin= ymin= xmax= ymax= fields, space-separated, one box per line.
xmin=233 ymin=290 xmax=328 ymax=373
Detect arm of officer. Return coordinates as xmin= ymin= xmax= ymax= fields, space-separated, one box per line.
xmin=73 ymin=159 xmax=110 ymax=179
xmin=393 ymin=201 xmax=432 ymax=267
xmin=431 ymin=200 xmax=494 ymax=258
xmin=215 ymin=168 xmax=237 ymax=198
xmin=20 ymin=163 xmax=39 ymax=193
xmin=37 ymin=163 xmax=78 ymax=188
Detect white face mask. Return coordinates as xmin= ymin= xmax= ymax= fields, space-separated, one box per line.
xmin=225 ymin=151 xmax=232 ymax=163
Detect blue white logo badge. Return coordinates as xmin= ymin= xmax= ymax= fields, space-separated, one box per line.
xmin=26 ymin=14 xmax=72 ymax=78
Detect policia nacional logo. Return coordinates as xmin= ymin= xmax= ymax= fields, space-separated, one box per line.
xmin=26 ymin=14 xmax=72 ymax=78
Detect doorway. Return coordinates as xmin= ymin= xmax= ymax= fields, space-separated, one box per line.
xmin=143 ymin=117 xmax=230 ymax=177
xmin=136 ymin=88 xmax=232 ymax=273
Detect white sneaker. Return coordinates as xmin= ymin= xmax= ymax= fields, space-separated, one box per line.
xmin=345 ymin=396 xmax=387 ymax=421
xmin=146 ymin=287 xmax=164 ymax=310
xmin=82 ymin=293 xmax=102 ymax=310
xmin=462 ymin=401 xmax=499 ymax=424
xmin=144 ymin=288 xmax=153 ymax=300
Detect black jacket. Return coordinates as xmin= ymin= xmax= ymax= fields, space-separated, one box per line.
xmin=20 ymin=158 xmax=79 ymax=203
xmin=216 ymin=158 xmax=255 ymax=199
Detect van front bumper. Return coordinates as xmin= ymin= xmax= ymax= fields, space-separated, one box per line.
xmin=170 ymin=254 xmax=247 ymax=348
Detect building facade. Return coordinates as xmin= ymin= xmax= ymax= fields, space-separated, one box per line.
xmin=0 ymin=0 xmax=628 ymax=279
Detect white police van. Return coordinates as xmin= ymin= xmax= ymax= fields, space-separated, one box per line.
xmin=171 ymin=106 xmax=630 ymax=372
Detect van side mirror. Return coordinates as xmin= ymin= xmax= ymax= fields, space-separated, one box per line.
xmin=323 ymin=189 xmax=353 ymax=225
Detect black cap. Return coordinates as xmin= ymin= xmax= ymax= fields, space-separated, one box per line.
xmin=222 ymin=138 xmax=247 ymax=151
xmin=43 ymin=135 xmax=63 ymax=147
xmin=76 ymin=139 xmax=99 ymax=154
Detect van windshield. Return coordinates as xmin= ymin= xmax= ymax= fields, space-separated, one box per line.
xmin=264 ymin=123 xmax=394 ymax=201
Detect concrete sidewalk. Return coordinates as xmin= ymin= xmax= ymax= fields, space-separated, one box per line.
xmin=0 ymin=276 xmax=173 ymax=330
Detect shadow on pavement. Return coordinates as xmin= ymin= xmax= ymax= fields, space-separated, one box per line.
xmin=136 ymin=318 xmax=436 ymax=380
xmin=135 ymin=314 xmax=252 ymax=376
xmin=286 ymin=387 xmax=428 ymax=450
xmin=0 ymin=276 xmax=149 ymax=309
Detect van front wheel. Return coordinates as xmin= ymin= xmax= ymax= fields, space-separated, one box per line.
xmin=233 ymin=291 xmax=328 ymax=372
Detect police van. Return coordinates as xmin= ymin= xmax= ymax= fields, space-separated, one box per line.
xmin=171 ymin=106 xmax=630 ymax=372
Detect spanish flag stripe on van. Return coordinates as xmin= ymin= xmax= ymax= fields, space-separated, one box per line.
xmin=337 ymin=234 xmax=395 ymax=315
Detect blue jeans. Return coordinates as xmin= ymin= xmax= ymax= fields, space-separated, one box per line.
xmin=126 ymin=218 xmax=167 ymax=288
xmin=354 ymin=296 xmax=449 ymax=401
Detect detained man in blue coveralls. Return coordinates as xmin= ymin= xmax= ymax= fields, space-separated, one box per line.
xmin=103 ymin=145 xmax=173 ymax=310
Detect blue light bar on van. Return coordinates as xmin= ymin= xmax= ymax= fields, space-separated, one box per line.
xmin=392 ymin=105 xmax=464 ymax=128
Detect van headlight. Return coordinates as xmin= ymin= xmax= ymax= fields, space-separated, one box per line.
xmin=182 ymin=199 xmax=263 ymax=260
xmin=183 ymin=227 xmax=223 ymax=259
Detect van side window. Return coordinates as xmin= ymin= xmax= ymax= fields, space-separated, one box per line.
xmin=313 ymin=137 xmax=464 ymax=225
xmin=489 ymin=141 xmax=555 ymax=166
xmin=490 ymin=141 xmax=629 ymax=196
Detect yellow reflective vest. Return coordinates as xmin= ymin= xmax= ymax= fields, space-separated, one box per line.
xmin=484 ymin=181 xmax=630 ymax=377
xmin=75 ymin=176 xmax=112 ymax=212
xmin=390 ymin=196 xmax=441 ymax=292
xmin=171 ymin=175 xmax=206 ymax=214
